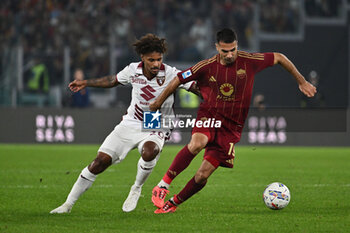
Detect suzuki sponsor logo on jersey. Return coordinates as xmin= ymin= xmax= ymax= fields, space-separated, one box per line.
xmin=181 ymin=70 xmax=192 ymax=79
xmin=143 ymin=110 xmax=162 ymax=129
xmin=140 ymin=85 xmax=156 ymax=101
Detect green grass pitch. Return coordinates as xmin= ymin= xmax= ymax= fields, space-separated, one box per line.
xmin=0 ymin=144 xmax=349 ymax=232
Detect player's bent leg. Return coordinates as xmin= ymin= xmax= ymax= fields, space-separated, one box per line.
xmin=187 ymin=132 xmax=209 ymax=155
xmin=50 ymin=152 xmax=112 ymax=214
xmin=134 ymin=141 xmax=159 ymax=187
xmin=159 ymin=140 xmax=204 ymax=187
xmin=140 ymin=141 xmax=160 ymax=162
xmin=152 ymin=133 xmax=209 ymax=208
xmin=122 ymin=156 xmax=157 ymax=212
xmin=123 ymin=142 xmax=159 ymax=212
xmin=88 ymin=152 xmax=113 ymax=174
xmin=194 ymin=159 xmax=217 ymax=184
xmin=154 ymin=160 xmax=217 ymax=214
xmin=50 ymin=166 xmax=96 ymax=214
xmin=163 ymin=132 xmax=208 ymax=183
xmin=175 ymin=159 xmax=217 ymax=204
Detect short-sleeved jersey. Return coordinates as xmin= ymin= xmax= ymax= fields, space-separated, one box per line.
xmin=178 ymin=51 xmax=274 ymax=131
xmin=116 ymin=62 xmax=193 ymax=131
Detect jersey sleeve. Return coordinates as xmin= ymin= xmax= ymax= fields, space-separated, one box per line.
xmin=166 ymin=65 xmax=196 ymax=91
xmin=177 ymin=60 xmax=208 ymax=84
xmin=179 ymin=81 xmax=196 ymax=90
xmin=253 ymin=52 xmax=275 ymax=73
xmin=115 ymin=65 xmax=132 ymax=85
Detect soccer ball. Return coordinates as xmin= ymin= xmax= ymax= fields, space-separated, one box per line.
xmin=263 ymin=182 xmax=291 ymax=210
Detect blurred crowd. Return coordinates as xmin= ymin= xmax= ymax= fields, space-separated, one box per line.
xmin=1 ymin=0 xmax=342 ymax=78
xmin=1 ymin=0 xmax=254 ymax=81
xmin=0 ymin=0 xmax=344 ymax=107
xmin=259 ymin=0 xmax=300 ymax=33
xmin=305 ymin=0 xmax=343 ymax=17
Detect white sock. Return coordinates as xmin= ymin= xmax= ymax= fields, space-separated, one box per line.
xmin=157 ymin=179 xmax=170 ymax=190
xmin=65 ymin=167 xmax=97 ymax=206
xmin=134 ymin=157 xmax=157 ymax=188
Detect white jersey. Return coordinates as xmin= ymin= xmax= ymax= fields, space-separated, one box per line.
xmin=116 ymin=62 xmax=194 ymax=132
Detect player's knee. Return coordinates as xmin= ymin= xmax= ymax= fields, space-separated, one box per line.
xmin=141 ymin=142 xmax=160 ymax=161
xmin=194 ymin=171 xmax=209 ymax=184
xmin=88 ymin=152 xmax=112 ymax=174
xmin=188 ymin=140 xmax=206 ymax=155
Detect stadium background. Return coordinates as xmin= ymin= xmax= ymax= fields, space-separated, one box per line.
xmin=0 ymin=0 xmax=349 ymax=145
xmin=1 ymin=1 xmax=350 ymax=233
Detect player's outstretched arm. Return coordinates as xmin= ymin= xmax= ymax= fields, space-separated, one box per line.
xmin=188 ymin=82 xmax=202 ymax=98
xmin=68 ymin=75 xmax=118 ymax=92
xmin=273 ymin=52 xmax=317 ymax=98
xmin=150 ymin=76 xmax=181 ymax=111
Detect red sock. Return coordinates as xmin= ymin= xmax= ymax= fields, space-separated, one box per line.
xmin=163 ymin=145 xmax=196 ymax=184
xmin=173 ymin=177 xmax=207 ymax=205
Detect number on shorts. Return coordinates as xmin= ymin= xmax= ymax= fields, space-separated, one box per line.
xmin=150 ymin=131 xmax=164 ymax=139
xmin=228 ymin=142 xmax=234 ymax=156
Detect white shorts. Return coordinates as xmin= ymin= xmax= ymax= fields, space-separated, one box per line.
xmin=98 ymin=124 xmax=166 ymax=164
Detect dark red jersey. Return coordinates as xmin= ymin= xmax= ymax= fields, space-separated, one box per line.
xmin=178 ymin=51 xmax=274 ymax=130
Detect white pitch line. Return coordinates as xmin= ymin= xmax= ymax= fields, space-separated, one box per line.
xmin=0 ymin=185 xmax=48 ymax=189
xmin=0 ymin=169 xmax=117 ymax=174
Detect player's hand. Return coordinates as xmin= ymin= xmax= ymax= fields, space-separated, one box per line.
xmin=299 ymin=81 xmax=317 ymax=97
xmin=68 ymin=80 xmax=87 ymax=92
xmin=149 ymin=101 xmax=161 ymax=111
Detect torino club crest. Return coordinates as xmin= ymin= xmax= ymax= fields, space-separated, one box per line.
xmin=156 ymin=76 xmax=165 ymax=86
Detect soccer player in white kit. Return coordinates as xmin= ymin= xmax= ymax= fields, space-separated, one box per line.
xmin=50 ymin=34 xmax=197 ymax=213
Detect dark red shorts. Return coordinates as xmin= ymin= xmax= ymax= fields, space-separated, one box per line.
xmin=192 ymin=111 xmax=242 ymax=168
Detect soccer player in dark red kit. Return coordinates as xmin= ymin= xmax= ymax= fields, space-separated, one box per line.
xmin=149 ymin=28 xmax=317 ymax=213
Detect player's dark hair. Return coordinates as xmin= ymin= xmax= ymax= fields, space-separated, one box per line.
xmin=133 ymin=34 xmax=167 ymax=55
xmin=216 ymin=28 xmax=238 ymax=43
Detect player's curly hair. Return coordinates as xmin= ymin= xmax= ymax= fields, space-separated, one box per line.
xmin=133 ymin=33 xmax=167 ymax=55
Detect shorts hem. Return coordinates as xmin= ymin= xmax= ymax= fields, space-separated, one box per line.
xmin=204 ymin=155 xmax=220 ymax=169
xmin=98 ymin=148 xmax=116 ymax=162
